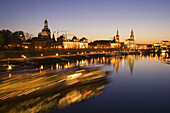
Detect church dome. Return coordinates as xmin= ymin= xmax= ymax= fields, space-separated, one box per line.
xmin=41 ymin=31 xmax=48 ymax=36
xmin=44 ymin=20 xmax=48 ymax=24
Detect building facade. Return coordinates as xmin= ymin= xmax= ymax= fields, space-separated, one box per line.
xmin=125 ymin=29 xmax=137 ymax=50
xmin=30 ymin=20 xmax=52 ymax=49
xmin=56 ymin=35 xmax=88 ymax=49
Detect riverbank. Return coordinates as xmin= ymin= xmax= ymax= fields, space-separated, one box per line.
xmin=0 ymin=48 xmax=144 ymax=60
xmin=0 ymin=50 xmax=141 ymax=73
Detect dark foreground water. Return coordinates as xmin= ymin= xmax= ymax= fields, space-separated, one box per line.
xmin=0 ymin=54 xmax=170 ymax=113
xmin=52 ymin=55 xmax=170 ymax=113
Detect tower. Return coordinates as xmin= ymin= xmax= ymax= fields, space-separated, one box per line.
xmin=130 ymin=28 xmax=134 ymax=40
xmin=52 ymin=33 xmax=56 ymax=42
xmin=44 ymin=20 xmax=48 ymax=29
xmin=113 ymin=36 xmax=116 ymax=43
xmin=116 ymin=29 xmax=119 ymax=43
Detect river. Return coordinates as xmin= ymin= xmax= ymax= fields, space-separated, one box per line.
xmin=0 ymin=54 xmax=170 ymax=113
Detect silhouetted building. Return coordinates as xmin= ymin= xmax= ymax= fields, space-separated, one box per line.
xmin=88 ymin=40 xmax=111 ymax=48
xmin=38 ymin=20 xmax=51 ymax=39
xmin=30 ymin=20 xmax=52 ymax=49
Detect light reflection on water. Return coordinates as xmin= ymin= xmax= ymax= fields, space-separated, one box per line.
xmin=0 ymin=54 xmax=170 ymax=113
xmin=38 ymin=53 xmax=169 ymax=77
xmin=0 ymin=80 xmax=108 ymax=113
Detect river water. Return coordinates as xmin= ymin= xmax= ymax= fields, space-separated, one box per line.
xmin=0 ymin=54 xmax=170 ymax=113
xmin=52 ymin=54 xmax=170 ymax=113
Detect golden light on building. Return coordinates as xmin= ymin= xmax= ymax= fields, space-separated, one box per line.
xmin=9 ymin=73 xmax=12 ymax=78
xmin=56 ymin=63 xmax=59 ymax=69
xmin=76 ymin=60 xmax=79 ymax=66
xmin=24 ymin=46 xmax=28 ymax=49
xmin=8 ymin=65 xmax=12 ymax=70
xmin=41 ymin=54 xmax=43 ymax=56
xmin=166 ymin=54 xmax=169 ymax=58
xmin=51 ymin=65 xmax=53 ymax=70
xmin=56 ymin=53 xmax=58 ymax=56
xmin=40 ymin=65 xmax=43 ymax=69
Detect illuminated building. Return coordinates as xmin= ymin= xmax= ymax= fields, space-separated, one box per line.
xmin=31 ymin=37 xmax=48 ymax=49
xmin=30 ymin=20 xmax=52 ymax=49
xmin=56 ymin=35 xmax=88 ymax=49
xmin=38 ymin=20 xmax=51 ymax=39
xmin=153 ymin=40 xmax=170 ymax=53
xmin=153 ymin=40 xmax=170 ymax=49
xmin=89 ymin=30 xmax=122 ymax=49
xmin=22 ymin=39 xmax=31 ymax=49
xmin=110 ymin=29 xmax=122 ymax=48
xmin=110 ymin=43 xmax=121 ymax=48
xmin=116 ymin=29 xmax=120 ymax=43
xmin=136 ymin=44 xmax=148 ymax=49
xmin=125 ymin=28 xmax=137 ymax=50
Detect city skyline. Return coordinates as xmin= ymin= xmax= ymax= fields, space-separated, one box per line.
xmin=0 ymin=0 xmax=170 ymax=43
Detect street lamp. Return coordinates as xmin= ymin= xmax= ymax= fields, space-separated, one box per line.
xmin=8 ymin=65 xmax=12 ymax=70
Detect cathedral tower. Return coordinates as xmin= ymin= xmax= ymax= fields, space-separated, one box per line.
xmin=116 ymin=29 xmax=120 ymax=43
xmin=44 ymin=20 xmax=48 ymax=29
xmin=130 ymin=28 xmax=134 ymax=40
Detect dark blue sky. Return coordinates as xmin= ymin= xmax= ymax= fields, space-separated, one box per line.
xmin=0 ymin=0 xmax=170 ymax=43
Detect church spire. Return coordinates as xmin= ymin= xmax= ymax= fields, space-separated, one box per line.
xmin=44 ymin=19 xmax=48 ymax=29
xmin=52 ymin=33 xmax=56 ymax=42
xmin=130 ymin=28 xmax=134 ymax=40
xmin=115 ymin=28 xmax=120 ymax=43
xmin=131 ymin=28 xmax=134 ymax=37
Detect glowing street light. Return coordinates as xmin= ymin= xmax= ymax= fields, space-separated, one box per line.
xmin=40 ymin=65 xmax=43 ymax=69
xmin=9 ymin=73 xmax=12 ymax=78
xmin=41 ymin=54 xmax=43 ymax=56
xmin=8 ymin=65 xmax=12 ymax=70
xmin=56 ymin=53 xmax=58 ymax=56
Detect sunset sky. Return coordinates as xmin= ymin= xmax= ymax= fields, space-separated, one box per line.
xmin=0 ymin=0 xmax=170 ymax=43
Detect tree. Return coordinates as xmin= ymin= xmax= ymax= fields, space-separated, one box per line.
xmin=25 ymin=32 xmax=33 ymax=40
xmin=1 ymin=30 xmax=12 ymax=46
xmin=0 ymin=31 xmax=4 ymax=48
xmin=14 ymin=31 xmax=25 ymax=41
xmin=10 ymin=32 xmax=22 ymax=47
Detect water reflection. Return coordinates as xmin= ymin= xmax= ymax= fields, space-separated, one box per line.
xmin=126 ymin=55 xmax=135 ymax=75
xmin=0 ymin=80 xmax=108 ymax=113
xmin=42 ymin=54 xmax=169 ymax=76
xmin=0 ymin=54 xmax=170 ymax=113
